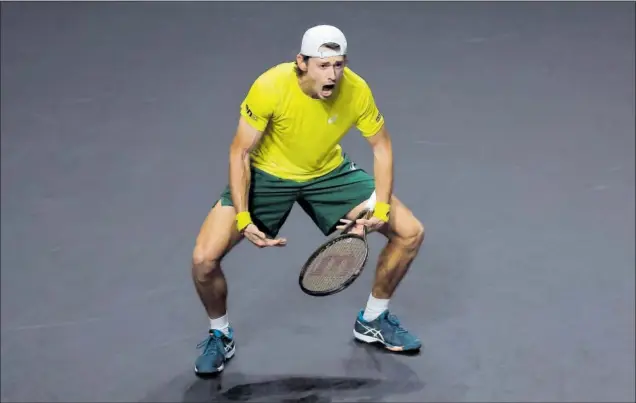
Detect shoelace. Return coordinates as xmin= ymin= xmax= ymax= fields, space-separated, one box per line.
xmin=386 ymin=313 xmax=408 ymax=334
xmin=197 ymin=333 xmax=222 ymax=356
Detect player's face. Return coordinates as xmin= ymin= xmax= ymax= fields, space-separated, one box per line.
xmin=301 ymin=56 xmax=347 ymax=99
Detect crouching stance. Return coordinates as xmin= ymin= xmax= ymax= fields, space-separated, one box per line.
xmin=191 ymin=25 xmax=425 ymax=375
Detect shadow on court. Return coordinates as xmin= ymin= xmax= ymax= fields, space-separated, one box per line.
xmin=141 ymin=342 xmax=424 ymax=402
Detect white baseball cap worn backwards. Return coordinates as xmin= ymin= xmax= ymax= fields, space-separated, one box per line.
xmin=300 ymin=25 xmax=348 ymax=58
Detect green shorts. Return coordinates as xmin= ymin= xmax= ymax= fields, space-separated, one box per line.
xmin=218 ymin=154 xmax=375 ymax=237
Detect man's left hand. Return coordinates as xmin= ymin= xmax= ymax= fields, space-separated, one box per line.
xmin=336 ymin=215 xmax=386 ymax=235
xmin=356 ymin=216 xmax=386 ymax=233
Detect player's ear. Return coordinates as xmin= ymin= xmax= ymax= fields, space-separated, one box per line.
xmin=295 ymin=54 xmax=309 ymax=73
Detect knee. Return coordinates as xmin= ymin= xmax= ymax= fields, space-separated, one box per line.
xmin=191 ymin=247 xmax=221 ymax=283
xmin=395 ymin=217 xmax=425 ymax=251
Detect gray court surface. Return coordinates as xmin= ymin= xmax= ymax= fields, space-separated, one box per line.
xmin=1 ymin=2 xmax=634 ymax=402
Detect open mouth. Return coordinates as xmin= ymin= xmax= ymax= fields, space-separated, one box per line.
xmin=322 ymin=84 xmax=335 ymax=92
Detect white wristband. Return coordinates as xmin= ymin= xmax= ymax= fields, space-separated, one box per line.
xmin=365 ymin=190 xmax=377 ymax=211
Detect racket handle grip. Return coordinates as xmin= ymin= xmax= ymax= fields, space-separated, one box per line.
xmin=341 ymin=208 xmax=371 ymax=233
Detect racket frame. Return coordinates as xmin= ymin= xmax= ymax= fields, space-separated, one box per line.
xmin=298 ymin=208 xmax=372 ymax=296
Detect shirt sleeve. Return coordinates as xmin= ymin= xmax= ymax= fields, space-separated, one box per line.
xmin=355 ymin=82 xmax=385 ymax=137
xmin=239 ymin=77 xmax=276 ymax=132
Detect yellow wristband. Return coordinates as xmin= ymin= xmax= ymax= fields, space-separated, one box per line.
xmin=236 ymin=211 xmax=252 ymax=232
xmin=372 ymin=202 xmax=390 ymax=222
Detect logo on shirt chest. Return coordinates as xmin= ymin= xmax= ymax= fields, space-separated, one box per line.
xmin=327 ymin=114 xmax=338 ymax=124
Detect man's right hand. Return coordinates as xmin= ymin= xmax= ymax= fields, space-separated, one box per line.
xmin=242 ymin=224 xmax=287 ymax=248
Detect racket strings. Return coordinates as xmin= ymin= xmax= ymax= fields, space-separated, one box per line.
xmin=301 ymin=237 xmax=367 ymax=292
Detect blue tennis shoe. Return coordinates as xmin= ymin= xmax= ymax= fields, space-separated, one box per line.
xmin=353 ymin=309 xmax=422 ymax=352
xmin=194 ymin=328 xmax=236 ymax=375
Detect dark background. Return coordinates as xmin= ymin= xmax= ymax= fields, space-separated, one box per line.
xmin=1 ymin=1 xmax=634 ymax=402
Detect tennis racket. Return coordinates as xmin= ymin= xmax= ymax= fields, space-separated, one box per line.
xmin=299 ymin=200 xmax=375 ymax=297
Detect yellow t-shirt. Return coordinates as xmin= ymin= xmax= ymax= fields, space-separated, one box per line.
xmin=239 ymin=62 xmax=385 ymax=182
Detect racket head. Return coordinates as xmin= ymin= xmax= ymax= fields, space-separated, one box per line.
xmin=299 ymin=232 xmax=369 ymax=296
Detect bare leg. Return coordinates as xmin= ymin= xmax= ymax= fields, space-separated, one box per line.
xmin=192 ymin=200 xmax=243 ymax=320
xmin=191 ymin=200 xmax=244 ymax=375
xmin=347 ymin=195 xmax=425 ymax=299
xmin=347 ymin=195 xmax=425 ymax=352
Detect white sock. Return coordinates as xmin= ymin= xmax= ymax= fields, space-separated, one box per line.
xmin=209 ymin=314 xmax=230 ymax=336
xmin=362 ymin=294 xmax=389 ymax=322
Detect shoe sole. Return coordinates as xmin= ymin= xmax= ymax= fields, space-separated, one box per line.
xmin=353 ymin=329 xmax=420 ymax=352
xmin=194 ymin=345 xmax=236 ymax=375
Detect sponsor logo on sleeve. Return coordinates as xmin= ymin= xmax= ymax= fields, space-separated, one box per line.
xmin=245 ymin=104 xmax=255 ymax=119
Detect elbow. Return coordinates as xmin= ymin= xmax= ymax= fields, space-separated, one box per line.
xmin=229 ymin=140 xmax=250 ymax=161
xmin=229 ymin=147 xmax=250 ymax=170
xmin=238 ymin=147 xmax=251 ymax=161
xmin=373 ymin=142 xmax=393 ymax=162
xmin=370 ymin=129 xmax=392 ymax=158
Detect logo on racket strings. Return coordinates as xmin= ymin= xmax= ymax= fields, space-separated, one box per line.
xmin=310 ymin=254 xmax=356 ymax=277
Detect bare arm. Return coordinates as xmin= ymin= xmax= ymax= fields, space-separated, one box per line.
xmin=228 ymin=116 xmax=264 ymax=214
xmin=365 ymin=124 xmax=394 ymax=206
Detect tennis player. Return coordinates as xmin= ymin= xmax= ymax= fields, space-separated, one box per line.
xmin=191 ymin=25 xmax=425 ymax=374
